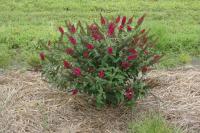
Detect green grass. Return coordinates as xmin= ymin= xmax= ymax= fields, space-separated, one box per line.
xmin=129 ymin=113 xmax=182 ymax=133
xmin=0 ymin=0 xmax=199 ymax=68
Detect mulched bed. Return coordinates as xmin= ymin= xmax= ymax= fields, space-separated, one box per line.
xmin=0 ymin=67 xmax=199 ymax=133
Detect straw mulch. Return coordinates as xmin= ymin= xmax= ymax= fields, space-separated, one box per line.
xmin=0 ymin=67 xmax=200 ymax=133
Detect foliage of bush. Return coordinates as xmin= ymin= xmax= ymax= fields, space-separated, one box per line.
xmin=40 ymin=14 xmax=161 ymax=107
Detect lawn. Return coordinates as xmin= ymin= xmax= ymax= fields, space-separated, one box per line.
xmin=0 ymin=0 xmax=200 ymax=68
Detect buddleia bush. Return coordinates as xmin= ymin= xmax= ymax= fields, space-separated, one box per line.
xmin=40 ymin=14 xmax=162 ymax=107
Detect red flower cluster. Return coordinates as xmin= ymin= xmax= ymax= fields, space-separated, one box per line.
xmin=63 ymin=60 xmax=71 ymax=69
xmin=101 ymin=14 xmax=106 ymax=25
xmin=125 ymin=88 xmax=134 ymax=100
xmin=108 ymin=23 xmax=115 ymax=36
xmin=121 ymin=16 xmax=126 ymax=25
xmin=127 ymin=16 xmax=133 ymax=24
xmin=107 ymin=47 xmax=113 ymax=54
xmin=137 ymin=14 xmax=145 ymax=26
xmin=40 ymin=52 xmax=45 ymax=60
xmin=72 ymin=89 xmax=78 ymax=95
xmin=98 ymin=70 xmax=105 ymax=78
xmin=127 ymin=48 xmax=138 ymax=61
xmin=116 ymin=16 xmax=120 ymax=23
xmin=73 ymin=67 xmax=81 ymax=76
xmin=127 ymin=25 xmax=132 ymax=31
xmin=59 ymin=27 xmax=64 ymax=35
xmin=121 ymin=61 xmax=130 ymax=69
xmin=65 ymin=48 xmax=74 ymax=55
xmin=68 ymin=36 xmax=77 ymax=45
xmin=83 ymin=51 xmax=89 ymax=58
xmin=89 ymin=24 xmax=104 ymax=41
xmin=86 ymin=44 xmax=94 ymax=50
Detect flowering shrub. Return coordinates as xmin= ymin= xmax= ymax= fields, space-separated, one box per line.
xmin=40 ymin=14 xmax=161 ymax=107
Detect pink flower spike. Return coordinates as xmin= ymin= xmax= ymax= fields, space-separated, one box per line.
xmin=125 ymin=88 xmax=134 ymax=100
xmin=137 ymin=14 xmax=146 ymax=25
xmin=68 ymin=36 xmax=77 ymax=45
xmin=141 ymin=29 xmax=145 ymax=34
xmin=59 ymin=27 xmax=64 ymax=35
xmin=72 ymin=89 xmax=78 ymax=95
xmin=127 ymin=55 xmax=137 ymax=61
xmin=98 ymin=70 xmax=105 ymax=78
xmin=92 ymin=33 xmax=103 ymax=41
xmin=108 ymin=22 xmax=115 ymax=36
xmin=70 ymin=25 xmax=76 ymax=34
xmin=63 ymin=60 xmax=71 ymax=69
xmin=128 ymin=48 xmax=137 ymax=55
xmin=127 ymin=16 xmax=133 ymax=24
xmin=118 ymin=25 xmax=124 ymax=31
xmin=121 ymin=16 xmax=126 ymax=25
xmin=73 ymin=67 xmax=81 ymax=76
xmin=127 ymin=25 xmax=132 ymax=31
xmin=65 ymin=48 xmax=74 ymax=55
xmin=116 ymin=16 xmax=120 ymax=23
xmin=121 ymin=61 xmax=130 ymax=69
xmin=83 ymin=51 xmax=89 ymax=58
xmin=39 ymin=52 xmax=45 ymax=60
xmin=100 ymin=14 xmax=106 ymax=25
xmin=107 ymin=47 xmax=113 ymax=55
xmin=86 ymin=44 xmax=94 ymax=50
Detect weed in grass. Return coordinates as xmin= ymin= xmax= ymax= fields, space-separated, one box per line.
xmin=128 ymin=113 xmax=182 ymax=133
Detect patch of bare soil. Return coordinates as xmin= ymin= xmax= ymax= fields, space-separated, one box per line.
xmin=0 ymin=67 xmax=199 ymax=133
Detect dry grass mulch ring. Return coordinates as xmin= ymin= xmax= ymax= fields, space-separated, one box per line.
xmin=0 ymin=67 xmax=200 ymax=133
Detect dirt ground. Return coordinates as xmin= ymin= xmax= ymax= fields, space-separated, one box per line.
xmin=0 ymin=66 xmax=200 ymax=133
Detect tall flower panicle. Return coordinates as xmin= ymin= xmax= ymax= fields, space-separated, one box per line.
xmin=118 ymin=25 xmax=124 ymax=31
xmin=127 ymin=25 xmax=132 ymax=31
xmin=137 ymin=14 xmax=146 ymax=25
xmin=121 ymin=16 xmax=126 ymax=25
xmin=141 ymin=29 xmax=145 ymax=34
xmin=121 ymin=61 xmax=130 ymax=69
xmin=98 ymin=70 xmax=105 ymax=78
xmin=59 ymin=27 xmax=64 ymax=35
xmin=89 ymin=24 xmax=98 ymax=31
xmin=65 ymin=48 xmax=74 ymax=55
xmin=63 ymin=60 xmax=71 ymax=68
xmin=86 ymin=44 xmax=94 ymax=50
xmin=92 ymin=33 xmax=103 ymax=41
xmin=73 ymin=67 xmax=81 ymax=76
xmin=108 ymin=22 xmax=115 ymax=36
xmin=72 ymin=89 xmax=78 ymax=95
xmin=127 ymin=55 xmax=137 ymax=61
xmin=128 ymin=48 xmax=137 ymax=55
xmin=127 ymin=16 xmax=133 ymax=24
xmin=107 ymin=47 xmax=113 ymax=54
xmin=125 ymin=88 xmax=134 ymax=100
xmin=100 ymin=14 xmax=106 ymax=25
xmin=70 ymin=24 xmax=76 ymax=34
xmin=68 ymin=36 xmax=77 ymax=45
xmin=39 ymin=52 xmax=45 ymax=60
xmin=83 ymin=51 xmax=89 ymax=58
xmin=116 ymin=16 xmax=120 ymax=23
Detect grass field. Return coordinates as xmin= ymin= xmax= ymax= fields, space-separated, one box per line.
xmin=0 ymin=0 xmax=200 ymax=68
